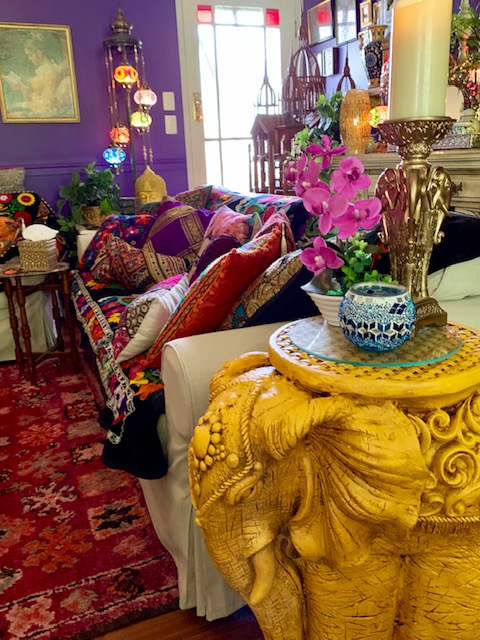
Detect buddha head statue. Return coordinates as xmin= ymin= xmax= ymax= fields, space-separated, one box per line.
xmin=135 ymin=165 xmax=167 ymax=204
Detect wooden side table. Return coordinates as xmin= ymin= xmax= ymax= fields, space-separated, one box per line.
xmin=0 ymin=261 xmax=80 ymax=384
xmin=189 ymin=318 xmax=480 ymax=640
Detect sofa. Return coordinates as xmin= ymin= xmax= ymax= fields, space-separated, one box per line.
xmin=70 ymin=184 xmax=480 ymax=620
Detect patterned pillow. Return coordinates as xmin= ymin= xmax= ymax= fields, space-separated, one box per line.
xmin=254 ymin=209 xmax=296 ymax=253
xmin=145 ymin=227 xmax=283 ymax=368
xmin=91 ymin=235 xmax=188 ymax=291
xmin=112 ymin=273 xmax=190 ymax=363
xmin=205 ymin=185 xmax=244 ymax=211
xmin=219 ymin=250 xmax=318 ymax=329
xmin=139 ymin=199 xmax=214 ymax=263
xmin=80 ymin=212 xmax=156 ymax=271
xmin=203 ymin=204 xmax=261 ymax=245
xmin=190 ymin=234 xmax=241 ymax=282
xmin=233 ymin=193 xmax=300 ymax=216
xmin=174 ymin=185 xmax=212 ymax=210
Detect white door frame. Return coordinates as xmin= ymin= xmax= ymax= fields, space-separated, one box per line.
xmin=175 ymin=0 xmax=301 ymax=189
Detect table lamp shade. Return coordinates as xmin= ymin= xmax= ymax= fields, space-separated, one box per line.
xmin=389 ymin=0 xmax=453 ymax=120
xmin=339 ymin=89 xmax=372 ymax=155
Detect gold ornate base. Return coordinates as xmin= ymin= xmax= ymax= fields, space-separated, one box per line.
xmin=376 ymin=117 xmax=454 ymax=330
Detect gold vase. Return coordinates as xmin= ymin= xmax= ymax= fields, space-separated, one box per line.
xmin=339 ymin=89 xmax=372 ymax=155
xmin=376 ymin=117 xmax=454 ymax=329
xmin=82 ymin=205 xmax=103 ymax=228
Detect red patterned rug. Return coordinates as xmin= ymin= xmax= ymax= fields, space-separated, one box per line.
xmin=0 ymin=355 xmax=179 ymax=640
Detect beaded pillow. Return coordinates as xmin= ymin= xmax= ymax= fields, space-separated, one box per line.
xmin=91 ymin=235 xmax=189 ymax=291
xmin=139 ymin=199 xmax=214 ymax=263
xmin=144 ymin=227 xmax=283 ymax=368
xmin=112 ymin=273 xmax=189 ymax=363
xmin=80 ymin=212 xmax=157 ymax=271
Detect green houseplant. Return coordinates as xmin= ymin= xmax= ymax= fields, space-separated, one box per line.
xmin=57 ymin=162 xmax=120 ymax=262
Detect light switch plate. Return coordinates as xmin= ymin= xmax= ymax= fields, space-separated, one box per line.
xmin=162 ymin=91 xmax=175 ymax=111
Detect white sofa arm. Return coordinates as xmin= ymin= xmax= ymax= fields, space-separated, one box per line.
xmin=139 ymin=321 xmax=285 ymax=620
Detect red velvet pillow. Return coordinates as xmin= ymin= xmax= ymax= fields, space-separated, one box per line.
xmin=144 ymin=227 xmax=283 ymax=367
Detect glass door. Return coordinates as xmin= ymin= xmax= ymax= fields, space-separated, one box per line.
xmin=176 ymin=0 xmax=300 ymax=191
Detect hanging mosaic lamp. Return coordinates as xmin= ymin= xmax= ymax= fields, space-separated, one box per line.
xmin=103 ymin=146 xmax=126 ymax=166
xmin=109 ymin=124 xmax=130 ymax=147
xmin=113 ymin=64 xmax=138 ymax=88
xmin=130 ymin=110 xmax=152 ymax=132
xmin=133 ymin=84 xmax=158 ymax=111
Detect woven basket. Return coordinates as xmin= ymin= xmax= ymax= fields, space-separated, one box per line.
xmin=18 ymin=238 xmax=58 ymax=271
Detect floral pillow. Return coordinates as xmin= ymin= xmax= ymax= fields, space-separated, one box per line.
xmin=253 ymin=209 xmax=296 ymax=254
xmin=91 ymin=235 xmax=188 ymax=291
xmin=112 ymin=273 xmax=189 ymax=363
xmin=144 ymin=227 xmax=283 ymax=368
xmin=80 ymin=212 xmax=157 ymax=271
xmin=139 ymin=199 xmax=214 ymax=263
xmin=202 ymin=204 xmax=261 ymax=245
xmin=205 ymin=185 xmax=244 ymax=211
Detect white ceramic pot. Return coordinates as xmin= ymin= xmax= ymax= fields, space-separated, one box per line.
xmin=301 ymin=280 xmax=343 ymax=326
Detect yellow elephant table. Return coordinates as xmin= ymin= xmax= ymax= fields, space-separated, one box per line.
xmin=188 ymin=318 xmax=480 ymax=640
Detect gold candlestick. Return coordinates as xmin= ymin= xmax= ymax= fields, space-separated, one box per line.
xmin=376 ymin=117 xmax=454 ymax=330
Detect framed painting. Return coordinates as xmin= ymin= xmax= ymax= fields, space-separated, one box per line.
xmin=335 ymin=0 xmax=358 ymax=46
xmin=360 ymin=1 xmax=373 ymax=30
xmin=0 ymin=23 xmax=80 ymax=123
xmin=307 ymin=0 xmax=334 ymax=46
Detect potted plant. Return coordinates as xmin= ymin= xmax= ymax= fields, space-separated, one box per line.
xmin=56 ymin=162 xmax=120 ymax=263
xmin=57 ymin=161 xmax=120 ymax=228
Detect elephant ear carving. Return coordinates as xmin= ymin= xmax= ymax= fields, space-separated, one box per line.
xmin=289 ymin=396 xmax=430 ymax=568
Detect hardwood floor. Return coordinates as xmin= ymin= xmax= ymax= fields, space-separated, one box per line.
xmin=95 ymin=606 xmax=264 ymax=640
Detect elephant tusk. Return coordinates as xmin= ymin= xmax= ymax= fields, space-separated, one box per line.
xmin=249 ymin=541 xmax=276 ymax=606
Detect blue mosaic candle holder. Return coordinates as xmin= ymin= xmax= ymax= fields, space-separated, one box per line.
xmin=338 ymin=282 xmax=416 ymax=352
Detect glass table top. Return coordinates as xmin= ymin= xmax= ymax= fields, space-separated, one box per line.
xmin=288 ymin=318 xmax=463 ymax=368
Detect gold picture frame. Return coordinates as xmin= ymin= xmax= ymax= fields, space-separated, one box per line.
xmin=360 ymin=0 xmax=373 ymax=30
xmin=0 ymin=22 xmax=80 ymax=123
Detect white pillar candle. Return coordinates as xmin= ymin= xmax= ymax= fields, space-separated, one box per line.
xmin=388 ymin=0 xmax=453 ymax=120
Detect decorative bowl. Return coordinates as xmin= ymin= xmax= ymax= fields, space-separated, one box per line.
xmin=338 ymin=282 xmax=416 ymax=352
xmin=301 ymin=279 xmax=343 ymax=327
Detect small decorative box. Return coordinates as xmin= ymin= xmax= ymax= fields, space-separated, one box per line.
xmin=18 ymin=238 xmax=58 ymax=272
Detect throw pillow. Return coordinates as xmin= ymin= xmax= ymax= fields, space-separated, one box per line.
xmin=91 ymin=235 xmax=188 ymax=290
xmin=219 ymin=250 xmax=318 ymax=329
xmin=174 ymin=185 xmax=212 ymax=210
xmin=202 ymin=204 xmax=262 ymax=245
xmin=139 ymin=199 xmax=214 ymax=263
xmin=113 ymin=273 xmax=190 ymax=363
xmin=253 ymin=208 xmax=296 ymax=254
xmin=205 ymin=185 xmax=243 ymax=211
xmin=145 ymin=227 xmax=283 ymax=367
xmin=190 ymin=234 xmax=241 ymax=282
xmin=80 ymin=212 xmax=156 ymax=271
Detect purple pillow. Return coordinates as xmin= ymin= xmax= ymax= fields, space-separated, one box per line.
xmin=190 ymin=234 xmax=241 ymax=282
xmin=139 ymin=200 xmax=214 ymax=263
xmin=81 ymin=213 xmax=156 ymax=271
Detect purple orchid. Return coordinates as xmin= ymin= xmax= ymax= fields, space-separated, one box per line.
xmin=330 ymin=157 xmax=372 ymax=200
xmin=294 ymin=154 xmax=328 ymax=198
xmin=299 ymin=236 xmax=344 ymax=276
xmin=302 ymin=187 xmax=349 ymax=236
xmin=306 ymin=135 xmax=347 ymax=170
xmin=335 ymin=197 xmax=382 ymax=240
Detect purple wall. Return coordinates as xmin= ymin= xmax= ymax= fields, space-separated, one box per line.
xmin=2 ymin=1 xmax=459 ymax=209
xmin=0 ymin=0 xmax=187 ymax=208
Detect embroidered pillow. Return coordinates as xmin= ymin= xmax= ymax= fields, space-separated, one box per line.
xmin=145 ymin=227 xmax=283 ymax=368
xmin=91 ymin=235 xmax=188 ymax=291
xmin=80 ymin=212 xmax=156 ymax=271
xmin=139 ymin=199 xmax=214 ymax=263
xmin=205 ymin=185 xmax=243 ymax=211
xmin=173 ymin=185 xmax=212 ymax=210
xmin=189 ymin=234 xmax=241 ymax=283
xmin=219 ymin=250 xmax=318 ymax=329
xmin=112 ymin=273 xmax=190 ymax=363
